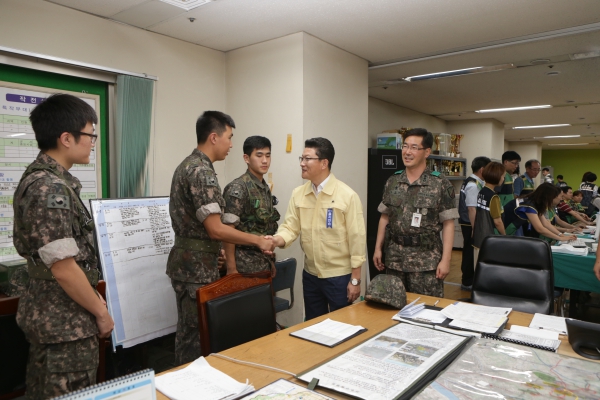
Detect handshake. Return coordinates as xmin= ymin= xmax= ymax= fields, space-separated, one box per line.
xmin=258 ymin=235 xmax=284 ymax=254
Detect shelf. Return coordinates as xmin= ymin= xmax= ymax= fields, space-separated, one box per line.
xmin=427 ymin=154 xmax=467 ymax=162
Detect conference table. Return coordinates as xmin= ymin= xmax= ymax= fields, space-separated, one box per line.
xmin=552 ymin=251 xmax=600 ymax=317
xmin=156 ymin=292 xmax=595 ymax=400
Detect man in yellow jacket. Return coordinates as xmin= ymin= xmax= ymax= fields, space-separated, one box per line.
xmin=270 ymin=137 xmax=366 ymax=320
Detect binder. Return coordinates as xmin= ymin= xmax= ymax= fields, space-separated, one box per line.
xmin=481 ymin=333 xmax=559 ymax=352
xmin=51 ymin=369 xmax=156 ymax=400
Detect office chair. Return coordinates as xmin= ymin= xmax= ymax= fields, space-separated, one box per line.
xmin=0 ymin=296 xmax=28 ymax=400
xmin=196 ymin=273 xmax=277 ymax=357
xmin=471 ymin=236 xmax=554 ymax=315
xmin=272 ymin=258 xmax=296 ymax=313
xmin=96 ymin=281 xmax=109 ymax=383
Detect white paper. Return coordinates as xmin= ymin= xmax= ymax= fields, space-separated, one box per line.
xmin=529 ymin=313 xmax=568 ymax=335
xmin=510 ymin=325 xmax=559 ymax=340
xmin=550 ymin=244 xmax=588 ymax=256
xmin=498 ymin=330 xmax=561 ymax=350
xmin=298 ymin=323 xmax=468 ymax=400
xmin=239 ymin=379 xmax=334 ymax=400
xmin=442 ymin=303 xmax=510 ymax=328
xmin=449 ymin=319 xmax=505 ymax=334
xmin=155 ymin=357 xmax=254 ymax=400
xmin=394 ymin=309 xmax=447 ymax=324
xmin=291 ymin=318 xmax=365 ymax=346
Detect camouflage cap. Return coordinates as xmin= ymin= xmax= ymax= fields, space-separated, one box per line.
xmin=365 ymin=274 xmax=407 ymax=309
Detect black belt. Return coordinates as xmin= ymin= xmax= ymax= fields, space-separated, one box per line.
xmin=391 ymin=235 xmax=421 ymax=246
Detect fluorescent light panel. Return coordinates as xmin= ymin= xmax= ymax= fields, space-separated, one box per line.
xmin=476 ymin=105 xmax=552 ymax=113
xmin=533 ymin=135 xmax=580 ymax=139
xmin=547 ymin=143 xmax=589 ymax=146
xmin=404 ymin=67 xmax=481 ymax=82
xmin=159 ymin=0 xmax=210 ymax=11
xmin=512 ymin=124 xmax=571 ymax=129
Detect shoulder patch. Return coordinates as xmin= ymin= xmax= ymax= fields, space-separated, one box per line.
xmin=47 ymin=193 xmax=71 ymax=210
xmin=394 ymin=170 xmax=404 ymax=175
xmin=205 ymin=175 xmax=218 ymax=187
xmin=431 ymin=171 xmax=441 ymax=177
xmin=229 ymin=189 xmax=243 ymax=199
xmin=446 ymin=186 xmax=455 ymax=199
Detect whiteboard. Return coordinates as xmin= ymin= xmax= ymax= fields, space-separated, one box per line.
xmin=0 ymin=81 xmax=102 ymax=263
xmin=90 ymin=197 xmax=176 ymax=349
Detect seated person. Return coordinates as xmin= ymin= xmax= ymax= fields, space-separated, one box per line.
xmin=557 ymin=186 xmax=591 ymax=227
xmin=555 ymin=175 xmax=568 ymax=188
xmin=569 ymin=190 xmax=587 ymax=213
xmin=579 ymin=171 xmax=599 ymax=217
xmin=473 ymin=162 xmax=506 ymax=250
xmin=503 ymin=183 xmax=577 ymax=243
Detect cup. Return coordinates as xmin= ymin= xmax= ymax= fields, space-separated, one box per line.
xmin=592 ymin=243 xmax=598 ymax=252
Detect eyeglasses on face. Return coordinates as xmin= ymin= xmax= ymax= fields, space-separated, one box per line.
xmin=71 ymin=131 xmax=98 ymax=144
xmin=507 ymin=160 xmax=520 ymax=165
xmin=401 ymin=144 xmax=426 ymax=152
xmin=299 ymin=156 xmax=321 ymax=163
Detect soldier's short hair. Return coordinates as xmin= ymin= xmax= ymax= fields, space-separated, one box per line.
xmin=525 ymin=159 xmax=540 ymax=169
xmin=560 ymin=186 xmax=572 ymax=194
xmin=243 ymin=136 xmax=271 ymax=156
xmin=305 ymin=137 xmax=335 ymax=170
xmin=402 ymin=128 xmax=434 ymax=149
xmin=501 ymin=150 xmax=521 ymax=163
xmin=482 ymin=161 xmax=505 ymax=186
xmin=195 ymin=111 xmax=236 ymax=144
xmin=29 ymin=94 xmax=98 ymax=151
xmin=471 ymin=156 xmax=491 ymax=173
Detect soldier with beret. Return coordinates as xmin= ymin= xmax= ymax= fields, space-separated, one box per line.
xmin=373 ymin=128 xmax=458 ymax=297
xmin=166 ymin=111 xmax=275 ymax=365
xmin=13 ymin=94 xmax=114 ymax=399
xmin=223 ymin=136 xmax=280 ymax=276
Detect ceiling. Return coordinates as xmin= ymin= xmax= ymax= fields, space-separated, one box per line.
xmin=46 ymin=0 xmax=600 ymax=149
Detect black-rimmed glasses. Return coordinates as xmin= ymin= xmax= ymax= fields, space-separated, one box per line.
xmin=71 ymin=131 xmax=98 ymax=144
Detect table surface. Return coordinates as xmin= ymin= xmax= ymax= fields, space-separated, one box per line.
xmin=156 ymin=293 xmax=594 ymax=399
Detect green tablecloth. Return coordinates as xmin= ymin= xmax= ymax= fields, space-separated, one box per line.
xmin=552 ymin=252 xmax=600 ymax=292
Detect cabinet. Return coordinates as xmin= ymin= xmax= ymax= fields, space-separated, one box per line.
xmin=426 ymin=154 xmax=467 ymax=180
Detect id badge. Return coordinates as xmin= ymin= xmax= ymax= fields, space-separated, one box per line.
xmin=326 ymin=208 xmax=333 ymax=228
xmin=411 ymin=212 xmax=422 ymax=227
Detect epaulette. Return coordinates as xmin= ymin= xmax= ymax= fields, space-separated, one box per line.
xmin=431 ymin=171 xmax=441 ymax=177
xmin=394 ymin=170 xmax=404 ymax=175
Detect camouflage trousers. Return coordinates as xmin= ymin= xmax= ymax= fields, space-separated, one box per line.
xmin=26 ymin=335 xmax=98 ymax=400
xmin=171 ymin=279 xmax=206 ymax=366
xmin=386 ymin=269 xmax=443 ymax=298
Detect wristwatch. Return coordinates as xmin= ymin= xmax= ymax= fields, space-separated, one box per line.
xmin=350 ymin=278 xmax=361 ymax=286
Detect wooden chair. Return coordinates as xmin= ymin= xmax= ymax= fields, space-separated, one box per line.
xmin=0 ymin=296 xmax=27 ymax=400
xmin=196 ymin=273 xmax=277 ymax=356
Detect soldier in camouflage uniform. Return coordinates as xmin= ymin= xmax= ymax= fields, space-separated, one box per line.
xmin=166 ymin=111 xmax=275 ymax=365
xmin=223 ymin=136 xmax=280 ymax=276
xmin=12 ymin=94 xmax=114 ymax=399
xmin=6 ymin=263 xmax=29 ymax=297
xmin=373 ymin=128 xmax=458 ymax=297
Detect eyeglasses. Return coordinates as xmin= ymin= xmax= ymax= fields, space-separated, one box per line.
xmin=71 ymin=131 xmax=98 ymax=144
xmin=299 ymin=156 xmax=321 ymax=163
xmin=507 ymin=160 xmax=520 ymax=165
xmin=401 ymin=144 xmax=426 ymax=152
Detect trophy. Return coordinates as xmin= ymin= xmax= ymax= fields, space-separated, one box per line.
xmin=433 ymin=135 xmax=440 ymax=155
xmin=455 ymin=134 xmax=463 ymax=158
xmin=450 ymin=135 xmax=457 ymax=157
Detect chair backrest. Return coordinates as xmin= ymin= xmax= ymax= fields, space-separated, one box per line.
xmin=197 ymin=274 xmax=276 ymax=356
xmin=0 ymin=296 xmax=28 ymax=398
xmin=272 ymin=258 xmax=296 ymax=308
xmin=471 ymin=235 xmax=554 ymax=315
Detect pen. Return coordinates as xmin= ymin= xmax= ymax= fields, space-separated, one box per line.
xmin=433 ymin=300 xmax=440 ymax=306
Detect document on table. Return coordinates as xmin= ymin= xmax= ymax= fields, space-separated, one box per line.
xmin=239 ymin=379 xmax=334 ymax=400
xmin=290 ymin=318 xmax=367 ymax=347
xmin=155 ymin=357 xmax=254 ymax=400
xmin=393 ymin=309 xmax=448 ymax=324
xmin=529 ymin=313 xmax=568 ymax=335
xmin=499 ymin=329 xmax=561 ymax=351
xmin=441 ymin=303 xmax=510 ymax=334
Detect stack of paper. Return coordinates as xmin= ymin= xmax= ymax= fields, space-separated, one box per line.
xmin=441 ymin=303 xmax=511 ymax=334
xmin=551 ymin=244 xmax=588 ymax=256
xmin=529 ymin=313 xmax=567 ymax=335
xmin=155 ymin=357 xmax=254 ymax=400
xmin=290 ymin=318 xmax=366 ymax=347
xmin=397 ymin=297 xmax=426 ymax=317
xmin=499 ymin=325 xmax=561 ymax=351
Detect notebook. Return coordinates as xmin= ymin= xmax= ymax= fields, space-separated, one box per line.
xmin=51 ymin=369 xmax=155 ymax=400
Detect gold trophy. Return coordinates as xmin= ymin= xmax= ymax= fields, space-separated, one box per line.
xmin=455 ymin=134 xmax=463 ymax=158
xmin=433 ymin=135 xmax=440 ymax=155
xmin=450 ymin=134 xmax=457 ymax=157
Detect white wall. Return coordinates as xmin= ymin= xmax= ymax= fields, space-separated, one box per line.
xmin=506 ymin=141 xmax=543 ymax=186
xmin=447 ymin=119 xmax=505 ymax=165
xmin=368 ymin=97 xmax=447 ymax=146
xmin=0 ymin=0 xmax=227 ymax=195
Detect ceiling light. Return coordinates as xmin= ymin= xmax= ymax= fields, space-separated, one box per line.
xmin=158 ymin=0 xmax=211 ymax=11
xmin=476 ymin=105 xmax=552 ymax=113
xmin=512 ymin=124 xmax=571 ymax=129
xmin=530 ymin=59 xmax=551 ymax=65
xmin=569 ymin=51 xmax=600 ymax=60
xmin=400 ymin=63 xmax=514 ymax=83
xmin=547 ymin=71 xmax=561 ymax=76
xmin=533 ymin=135 xmax=580 ymax=139
xmin=547 ymin=143 xmax=589 ymax=146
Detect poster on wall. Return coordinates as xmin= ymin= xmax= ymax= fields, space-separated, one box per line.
xmin=0 ymin=82 xmax=102 ymax=263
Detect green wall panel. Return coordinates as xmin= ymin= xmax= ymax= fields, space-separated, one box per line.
xmin=542 ymin=149 xmax=600 ymax=187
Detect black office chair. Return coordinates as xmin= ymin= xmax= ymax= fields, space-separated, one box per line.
xmin=272 ymin=258 xmax=296 ymax=314
xmin=471 ymin=236 xmax=554 ymax=315
xmin=196 ymin=273 xmax=277 ymax=356
xmin=0 ymin=296 xmax=29 ymax=399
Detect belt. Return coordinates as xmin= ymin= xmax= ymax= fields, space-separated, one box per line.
xmin=27 ymin=259 xmax=99 ymax=286
xmin=392 ymin=235 xmax=422 ymax=246
xmin=174 ymin=236 xmax=220 ymax=254
xmin=238 ymin=245 xmax=260 ymax=252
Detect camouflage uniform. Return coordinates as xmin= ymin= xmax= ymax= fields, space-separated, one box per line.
xmin=166 ymin=149 xmax=234 ymax=365
xmin=6 ymin=264 xmax=29 ymax=297
xmin=223 ymin=170 xmax=280 ymax=273
xmin=378 ymin=168 xmax=458 ymax=297
xmin=13 ymin=152 xmax=100 ymax=399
